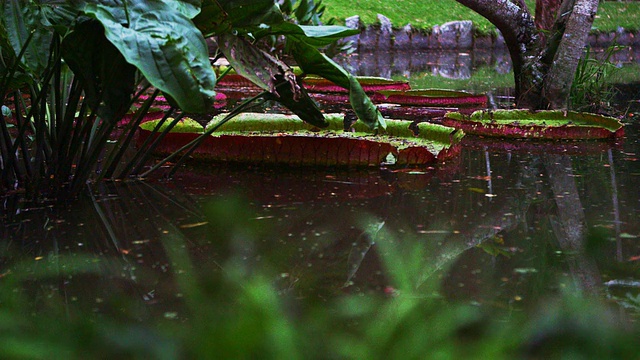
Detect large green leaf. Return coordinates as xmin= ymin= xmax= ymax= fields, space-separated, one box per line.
xmin=193 ymin=0 xmax=229 ymax=35
xmin=216 ymin=33 xmax=286 ymax=93
xmin=61 ymin=20 xmax=136 ymax=121
xmin=217 ymin=0 xmax=284 ymax=28
xmin=81 ymin=0 xmax=216 ymax=113
xmin=1 ymin=0 xmax=51 ymax=75
xmin=290 ymin=40 xmax=385 ymax=130
xmin=217 ymin=33 xmax=327 ymax=127
xmin=195 ymin=0 xmax=284 ymax=37
xmin=167 ymin=0 xmax=202 ymax=19
xmin=254 ymin=22 xmax=359 ymax=47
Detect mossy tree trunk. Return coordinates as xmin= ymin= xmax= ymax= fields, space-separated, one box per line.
xmin=456 ymin=0 xmax=599 ymax=110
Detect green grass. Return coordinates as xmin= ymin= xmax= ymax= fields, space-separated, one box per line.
xmin=322 ymin=0 xmax=496 ymax=33
xmin=322 ymin=0 xmax=640 ymax=34
xmin=595 ymin=3 xmax=640 ymax=32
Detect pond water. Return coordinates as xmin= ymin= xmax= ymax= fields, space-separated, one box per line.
xmin=2 ymin=50 xmax=640 ymax=322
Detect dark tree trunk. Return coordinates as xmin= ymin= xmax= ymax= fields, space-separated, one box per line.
xmin=542 ymin=0 xmax=599 ymax=109
xmin=454 ymin=0 xmax=543 ymax=108
xmin=455 ymin=0 xmax=599 ymax=110
xmin=535 ymin=0 xmax=563 ymax=46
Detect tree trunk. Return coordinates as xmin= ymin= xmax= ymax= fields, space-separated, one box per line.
xmin=535 ymin=0 xmax=563 ymax=46
xmin=456 ymin=0 xmax=599 ymax=110
xmin=454 ymin=0 xmax=544 ymax=108
xmin=542 ymin=0 xmax=600 ymax=109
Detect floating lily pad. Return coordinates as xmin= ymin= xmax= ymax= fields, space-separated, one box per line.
xmin=216 ymin=73 xmax=411 ymax=94
xmin=302 ymin=76 xmax=410 ymax=93
xmin=137 ymin=113 xmax=463 ymax=167
xmin=215 ymin=73 xmax=259 ymax=89
xmin=443 ymin=109 xmax=624 ymax=139
xmin=375 ymin=89 xmax=488 ymax=108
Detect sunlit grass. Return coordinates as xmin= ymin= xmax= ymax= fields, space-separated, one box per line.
xmin=322 ymin=0 xmax=640 ymax=34
xmin=595 ymin=3 xmax=640 ymax=32
xmin=322 ymin=0 xmax=495 ymax=33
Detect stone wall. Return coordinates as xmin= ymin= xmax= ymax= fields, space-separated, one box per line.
xmin=346 ymin=14 xmax=640 ymax=52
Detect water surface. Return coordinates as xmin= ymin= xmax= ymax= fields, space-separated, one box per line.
xmin=2 ymin=50 xmax=640 ymax=322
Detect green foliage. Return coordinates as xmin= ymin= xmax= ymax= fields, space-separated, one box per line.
xmin=570 ymin=46 xmax=620 ymax=114
xmin=321 ymin=0 xmax=640 ymax=35
xmin=321 ymin=0 xmax=497 ymax=33
xmin=281 ymin=0 xmax=329 ymax=26
xmin=1 ymin=0 xmax=383 ymax=201
xmin=79 ymin=0 xmax=217 ymax=113
xmin=205 ymin=0 xmax=385 ymax=130
xmin=290 ymin=40 xmax=385 ymax=130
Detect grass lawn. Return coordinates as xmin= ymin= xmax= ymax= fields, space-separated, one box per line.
xmin=321 ymin=0 xmax=640 ymax=34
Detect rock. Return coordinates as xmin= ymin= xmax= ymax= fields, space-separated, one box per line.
xmin=377 ymin=14 xmax=393 ymax=35
xmin=358 ymin=25 xmax=378 ymax=51
xmin=595 ymin=31 xmax=616 ymax=48
xmin=412 ymin=29 xmax=434 ymax=50
xmin=393 ymin=24 xmax=414 ymax=50
xmin=345 ymin=15 xmax=361 ymax=30
xmin=494 ymin=30 xmax=506 ymax=49
xmin=377 ymin=14 xmax=393 ymax=51
xmin=434 ymin=21 xmax=473 ymax=49
xmin=345 ymin=15 xmax=362 ymax=44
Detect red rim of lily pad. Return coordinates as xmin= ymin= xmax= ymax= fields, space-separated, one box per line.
xmin=302 ymin=76 xmax=410 ymax=93
xmin=375 ymin=89 xmax=488 ymax=108
xmin=442 ymin=109 xmax=624 ymax=140
xmin=216 ymin=74 xmax=411 ymax=94
xmin=137 ymin=113 xmax=464 ymax=167
xmin=215 ymin=74 xmax=261 ymax=89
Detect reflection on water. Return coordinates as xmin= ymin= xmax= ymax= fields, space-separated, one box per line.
xmin=2 ymin=121 xmax=639 ymax=318
xmin=336 ymin=47 xmax=640 ymax=82
xmin=2 ymin=51 xmax=640 ymax=321
xmin=336 ymin=49 xmax=513 ymax=81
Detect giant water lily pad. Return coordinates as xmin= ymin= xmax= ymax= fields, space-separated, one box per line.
xmin=302 ymin=76 xmax=410 ymax=93
xmin=214 ymin=69 xmax=410 ymax=94
xmin=374 ymin=89 xmax=488 ymax=108
xmin=138 ymin=113 xmax=463 ymax=167
xmin=443 ymin=109 xmax=624 ymax=139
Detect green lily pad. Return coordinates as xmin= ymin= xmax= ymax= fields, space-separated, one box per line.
xmin=138 ymin=112 xmax=463 ymax=166
xmin=375 ymin=89 xmax=488 ymax=108
xmin=443 ymin=109 xmax=624 ymax=139
xmin=302 ymin=75 xmax=410 ymax=93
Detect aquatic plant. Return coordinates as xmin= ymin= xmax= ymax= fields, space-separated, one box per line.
xmin=137 ymin=112 xmax=463 ymax=167
xmin=570 ymin=45 xmax=621 ymax=114
xmin=0 ymin=0 xmax=385 ymax=203
xmin=375 ymin=89 xmax=488 ymax=108
xmin=443 ymin=109 xmax=624 ymax=139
